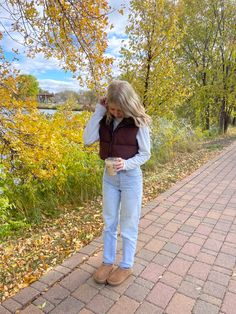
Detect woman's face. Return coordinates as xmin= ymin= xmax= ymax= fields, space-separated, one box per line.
xmin=108 ymin=103 xmax=124 ymax=119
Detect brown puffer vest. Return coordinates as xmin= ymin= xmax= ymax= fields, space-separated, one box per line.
xmin=99 ymin=115 xmax=139 ymax=160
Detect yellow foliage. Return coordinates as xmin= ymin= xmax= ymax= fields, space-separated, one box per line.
xmin=120 ymin=0 xmax=190 ymax=117
xmin=0 ymin=76 xmax=98 ymax=183
xmin=5 ymin=110 xmax=95 ymax=181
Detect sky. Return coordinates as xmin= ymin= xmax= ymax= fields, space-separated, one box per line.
xmin=0 ymin=0 xmax=129 ymax=93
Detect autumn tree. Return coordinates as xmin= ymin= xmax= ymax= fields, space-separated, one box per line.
xmin=17 ymin=74 xmax=39 ymax=100
xmin=0 ymin=1 xmax=114 ymax=215
xmin=119 ymin=0 xmax=188 ymax=118
xmin=0 ymin=0 xmax=112 ymax=160
xmin=0 ymin=0 xmax=112 ymax=89
xmin=0 ymin=0 xmax=114 ymax=165
xmin=178 ymin=0 xmax=236 ymax=133
xmin=212 ymin=0 xmax=236 ymax=133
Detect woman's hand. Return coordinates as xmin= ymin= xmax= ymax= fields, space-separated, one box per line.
xmin=100 ymin=97 xmax=107 ymax=107
xmin=115 ymin=158 xmax=125 ymax=171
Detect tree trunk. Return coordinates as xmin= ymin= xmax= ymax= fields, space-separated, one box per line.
xmin=205 ymin=104 xmax=210 ymax=130
xmin=143 ymin=15 xmax=155 ymax=108
xmin=219 ymin=99 xmax=226 ymax=133
xmin=202 ymin=71 xmax=210 ymax=130
xmin=224 ymin=114 xmax=230 ymax=133
xmin=143 ymin=55 xmax=151 ymax=108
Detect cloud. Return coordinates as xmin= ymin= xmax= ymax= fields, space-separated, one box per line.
xmin=12 ymin=53 xmax=62 ymax=75
xmin=0 ymin=6 xmax=27 ymax=54
xmin=107 ymin=35 xmax=128 ymax=57
xmin=0 ymin=2 xmax=44 ymax=54
xmin=105 ymin=0 xmax=130 ymax=77
xmin=38 ymin=78 xmax=83 ymax=93
xmin=107 ymin=0 xmax=129 ymax=36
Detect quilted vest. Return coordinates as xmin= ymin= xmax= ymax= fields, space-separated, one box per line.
xmin=99 ymin=115 xmax=139 ymax=160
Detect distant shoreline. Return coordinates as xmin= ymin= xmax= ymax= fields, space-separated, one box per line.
xmin=37 ymin=106 xmax=82 ymax=111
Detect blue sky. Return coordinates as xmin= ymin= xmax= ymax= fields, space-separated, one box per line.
xmin=1 ymin=0 xmax=129 ymax=93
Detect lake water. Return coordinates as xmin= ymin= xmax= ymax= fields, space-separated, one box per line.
xmin=39 ymin=108 xmax=80 ymax=115
xmin=39 ymin=108 xmax=57 ymax=115
xmin=0 ymin=108 xmax=80 ymax=117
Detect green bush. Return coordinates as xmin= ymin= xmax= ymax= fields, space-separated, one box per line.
xmin=145 ymin=118 xmax=200 ymax=170
xmin=3 ymin=145 xmax=103 ymax=223
xmin=0 ymin=164 xmax=29 ymax=239
xmin=0 ymin=104 xmax=105 ymax=224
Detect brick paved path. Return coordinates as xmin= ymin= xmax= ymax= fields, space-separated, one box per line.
xmin=1 ymin=141 xmax=236 ymax=314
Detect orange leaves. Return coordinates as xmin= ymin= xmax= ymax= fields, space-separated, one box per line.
xmin=118 ymin=9 xmax=124 ymax=15
xmin=0 ymin=202 xmax=103 ymax=301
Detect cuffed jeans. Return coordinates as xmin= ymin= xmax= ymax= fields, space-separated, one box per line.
xmin=102 ymin=167 xmax=142 ymax=268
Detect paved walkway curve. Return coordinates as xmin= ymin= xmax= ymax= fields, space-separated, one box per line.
xmin=1 ymin=141 xmax=236 ymax=314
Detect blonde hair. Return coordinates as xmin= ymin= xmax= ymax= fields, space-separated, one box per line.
xmin=106 ymin=80 xmax=151 ymax=127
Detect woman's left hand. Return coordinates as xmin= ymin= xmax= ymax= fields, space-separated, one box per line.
xmin=115 ymin=158 xmax=125 ymax=171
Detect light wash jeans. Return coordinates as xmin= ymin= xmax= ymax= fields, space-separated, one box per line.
xmin=102 ymin=167 xmax=143 ymax=268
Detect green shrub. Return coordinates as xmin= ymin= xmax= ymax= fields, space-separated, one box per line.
xmin=0 ymin=164 xmax=29 ymax=239
xmin=145 ymin=118 xmax=200 ymax=170
xmin=0 ymin=108 xmax=104 ymax=223
xmin=3 ymin=144 xmax=103 ymax=223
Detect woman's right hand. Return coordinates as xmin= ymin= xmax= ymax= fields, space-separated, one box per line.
xmin=100 ymin=97 xmax=108 ymax=107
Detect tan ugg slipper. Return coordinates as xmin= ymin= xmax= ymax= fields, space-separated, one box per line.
xmin=107 ymin=267 xmax=132 ymax=286
xmin=93 ymin=263 xmax=114 ymax=284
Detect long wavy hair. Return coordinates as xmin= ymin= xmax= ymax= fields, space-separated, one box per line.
xmin=106 ymin=80 xmax=151 ymax=127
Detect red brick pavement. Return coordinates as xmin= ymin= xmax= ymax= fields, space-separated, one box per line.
xmin=1 ymin=141 xmax=236 ymax=314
